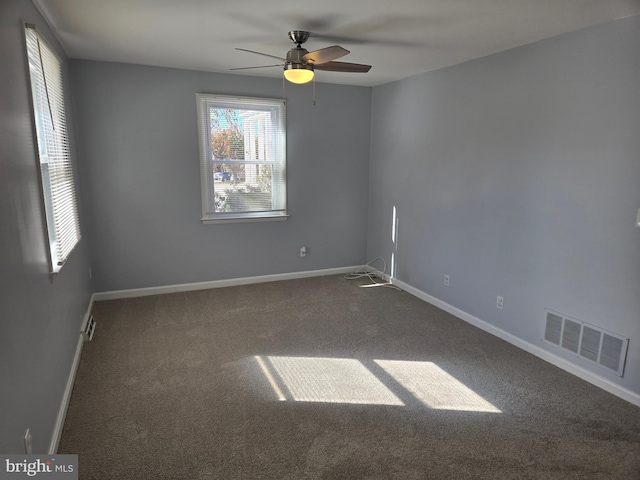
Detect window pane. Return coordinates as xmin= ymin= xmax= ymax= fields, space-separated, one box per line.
xmin=209 ymin=108 xmax=245 ymax=160
xmin=213 ymin=163 xmax=273 ymax=213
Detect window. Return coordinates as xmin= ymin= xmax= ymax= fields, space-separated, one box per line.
xmin=196 ymin=94 xmax=287 ymax=223
xmin=24 ymin=24 xmax=81 ymax=273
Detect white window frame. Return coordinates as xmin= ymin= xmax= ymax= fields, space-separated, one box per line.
xmin=24 ymin=24 xmax=81 ymax=273
xmin=196 ymin=94 xmax=288 ymax=224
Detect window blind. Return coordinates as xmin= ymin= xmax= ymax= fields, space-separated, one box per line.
xmin=25 ymin=25 xmax=81 ymax=272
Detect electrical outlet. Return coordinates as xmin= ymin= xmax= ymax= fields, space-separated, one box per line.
xmin=299 ymin=246 xmax=307 ymax=257
xmin=444 ymin=274 xmax=449 ymax=286
xmin=497 ymin=296 xmax=504 ymax=309
xmin=24 ymin=429 xmax=32 ymax=454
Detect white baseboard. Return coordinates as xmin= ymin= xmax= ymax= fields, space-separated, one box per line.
xmin=93 ymin=266 xmax=361 ymax=301
xmin=49 ymin=294 xmax=96 ymax=454
xmin=373 ymin=270 xmax=640 ymax=408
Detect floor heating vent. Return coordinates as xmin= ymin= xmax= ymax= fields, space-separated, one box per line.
xmin=83 ymin=315 xmax=96 ymax=342
xmin=544 ymin=309 xmax=628 ymax=377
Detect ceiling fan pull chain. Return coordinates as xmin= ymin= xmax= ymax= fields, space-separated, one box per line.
xmin=313 ymin=76 xmax=316 ymax=106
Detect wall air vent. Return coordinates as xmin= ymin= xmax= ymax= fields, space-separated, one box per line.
xmin=543 ymin=309 xmax=628 ymax=377
xmin=83 ymin=315 xmax=96 ymax=342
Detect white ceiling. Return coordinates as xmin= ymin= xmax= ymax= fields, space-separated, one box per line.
xmin=34 ymin=0 xmax=640 ymax=87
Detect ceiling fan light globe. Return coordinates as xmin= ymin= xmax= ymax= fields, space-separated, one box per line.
xmin=283 ymin=65 xmax=314 ymax=84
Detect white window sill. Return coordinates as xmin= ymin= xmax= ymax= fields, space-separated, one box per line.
xmin=201 ymin=213 xmax=289 ymax=225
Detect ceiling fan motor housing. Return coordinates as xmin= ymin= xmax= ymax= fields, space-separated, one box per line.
xmin=286 ymin=46 xmax=310 ymax=65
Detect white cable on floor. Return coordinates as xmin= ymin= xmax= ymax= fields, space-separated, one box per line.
xmin=344 ymin=257 xmax=402 ymax=290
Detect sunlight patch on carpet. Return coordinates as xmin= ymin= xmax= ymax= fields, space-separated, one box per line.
xmin=254 ymin=355 xmax=286 ymax=401
xmin=254 ymin=356 xmax=501 ymax=412
xmin=374 ymin=360 xmax=501 ymax=413
xmin=257 ymin=356 xmax=404 ymax=405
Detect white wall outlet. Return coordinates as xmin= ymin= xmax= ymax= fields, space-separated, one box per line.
xmin=24 ymin=429 xmax=32 ymax=454
xmin=444 ymin=274 xmax=450 ymax=286
xmin=497 ymin=296 xmax=504 ymax=309
xmin=299 ymin=246 xmax=307 ymax=257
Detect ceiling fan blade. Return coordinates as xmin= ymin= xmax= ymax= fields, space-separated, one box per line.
xmin=230 ymin=64 xmax=283 ymax=71
xmin=235 ymin=48 xmax=286 ymax=62
xmin=302 ymin=45 xmax=349 ymax=65
xmin=314 ymin=61 xmax=371 ymax=73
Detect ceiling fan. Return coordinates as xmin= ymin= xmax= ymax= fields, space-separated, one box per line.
xmin=231 ymin=30 xmax=371 ymax=84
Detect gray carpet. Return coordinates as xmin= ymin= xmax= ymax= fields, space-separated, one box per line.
xmin=58 ymin=274 xmax=640 ymax=479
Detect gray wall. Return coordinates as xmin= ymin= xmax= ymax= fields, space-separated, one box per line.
xmin=367 ymin=15 xmax=640 ymax=395
xmin=70 ymin=61 xmax=371 ymax=292
xmin=0 ymin=0 xmax=93 ymax=453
